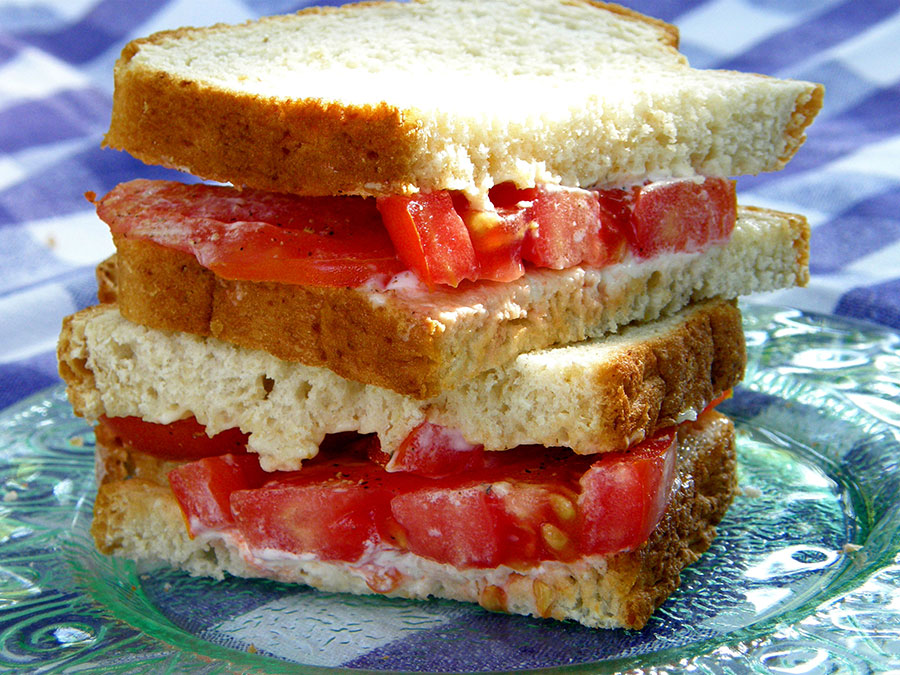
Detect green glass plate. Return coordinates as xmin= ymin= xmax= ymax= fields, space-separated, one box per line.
xmin=1 ymin=304 xmax=899 ymax=673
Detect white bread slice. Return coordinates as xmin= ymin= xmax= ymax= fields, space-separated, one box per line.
xmin=58 ymin=298 xmax=743 ymax=472
xmin=90 ymin=410 xmax=737 ymax=630
xmin=104 ymin=0 xmax=823 ymax=198
xmin=101 ymin=205 xmax=805 ymax=399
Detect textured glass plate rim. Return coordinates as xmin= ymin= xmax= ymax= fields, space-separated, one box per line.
xmin=1 ymin=304 xmax=899 ymax=674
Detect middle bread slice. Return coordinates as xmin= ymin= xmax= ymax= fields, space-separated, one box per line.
xmin=100 ymin=205 xmax=803 ymax=399
xmin=59 ymin=298 xmax=744 ymax=471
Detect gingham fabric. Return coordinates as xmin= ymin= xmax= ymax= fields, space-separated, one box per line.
xmin=1 ymin=0 xmax=898 ymax=407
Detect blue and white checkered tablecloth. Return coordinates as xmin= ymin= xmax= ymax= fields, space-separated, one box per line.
xmin=1 ymin=1 xmax=898 ymax=405
xmin=1 ymin=2 xmax=900 ymax=671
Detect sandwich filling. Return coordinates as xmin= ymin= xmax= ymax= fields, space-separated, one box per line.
xmin=96 ymin=402 xmax=727 ymax=579
xmin=91 ymin=177 xmax=736 ymax=289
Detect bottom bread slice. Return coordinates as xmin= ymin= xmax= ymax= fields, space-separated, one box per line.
xmin=91 ymin=411 xmax=737 ymax=630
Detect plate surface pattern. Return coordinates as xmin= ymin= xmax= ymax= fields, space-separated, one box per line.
xmin=1 ymin=305 xmax=899 ymax=673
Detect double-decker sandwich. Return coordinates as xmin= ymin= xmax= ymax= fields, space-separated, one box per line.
xmin=57 ymin=0 xmax=822 ymax=629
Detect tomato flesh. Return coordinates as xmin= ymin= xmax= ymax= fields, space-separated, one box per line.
xmin=376 ymin=192 xmax=479 ymax=287
xmin=231 ymin=483 xmax=386 ymax=561
xmin=167 ymin=424 xmax=682 ymax=568
xmin=391 ymin=485 xmax=504 ymax=567
xmin=168 ymin=454 xmax=266 ymax=535
xmin=628 ymin=179 xmax=736 ymax=258
xmin=453 ymin=190 xmax=530 ymax=283
xmin=99 ymin=415 xmax=249 ymax=460
xmin=95 ymin=177 xmax=735 ymax=289
xmin=578 ymin=429 xmax=677 ymax=553
xmin=97 ymin=179 xmax=405 ymax=287
xmin=521 ymin=186 xmax=627 ymax=270
xmin=382 ymin=422 xmax=486 ymax=478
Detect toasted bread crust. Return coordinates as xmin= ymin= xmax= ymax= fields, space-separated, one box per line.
xmin=91 ymin=411 xmax=737 ymax=629
xmin=99 ymin=206 xmax=806 ymax=399
xmin=106 ymin=67 xmax=419 ymax=198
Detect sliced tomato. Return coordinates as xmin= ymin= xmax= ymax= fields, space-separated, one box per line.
xmin=376 ymin=192 xmax=479 ymax=287
xmin=578 ymin=428 xmax=677 ymax=554
xmin=168 ymin=424 xmax=681 ymax=567
xmin=383 ymin=422 xmax=486 ymax=478
xmin=231 ymin=446 xmax=423 ymax=562
xmin=96 ymin=179 xmax=405 ymax=287
xmin=453 ymin=185 xmax=536 ymax=283
xmin=99 ymin=415 xmax=249 ymax=460
xmin=390 ymin=484 xmax=504 ymax=567
xmin=628 ymin=178 xmax=736 ymax=258
xmin=521 ymin=186 xmax=627 ymax=270
xmin=95 ymin=177 xmax=736 ymax=289
xmin=231 ymin=482 xmax=388 ymax=561
xmin=168 ymin=453 xmax=267 ymax=535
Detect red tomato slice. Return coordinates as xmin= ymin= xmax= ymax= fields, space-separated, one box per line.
xmin=578 ymin=428 xmax=677 ymax=554
xmin=166 ymin=424 xmax=682 ymax=567
xmin=383 ymin=422 xmax=486 ymax=478
xmin=452 ymin=185 xmax=537 ymax=283
xmin=96 ymin=179 xmax=405 ymax=287
xmin=231 ymin=482 xmax=388 ymax=562
xmin=94 ymin=177 xmax=736 ymax=289
xmin=390 ymin=484 xmax=504 ymax=567
xmin=628 ymin=178 xmax=736 ymax=258
xmin=99 ymin=415 xmax=249 ymax=460
xmin=376 ymin=192 xmax=479 ymax=287
xmin=168 ymin=453 xmax=267 ymax=535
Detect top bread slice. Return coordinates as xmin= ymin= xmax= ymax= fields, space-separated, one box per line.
xmin=104 ymin=0 xmax=824 ymax=198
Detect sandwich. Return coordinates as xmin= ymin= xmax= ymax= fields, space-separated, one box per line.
xmin=57 ymin=0 xmax=822 ymax=630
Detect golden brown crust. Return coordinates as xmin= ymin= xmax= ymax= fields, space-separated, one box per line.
xmin=105 ymin=72 xmax=420 ymax=197
xmin=91 ymin=411 xmax=736 ymax=628
xmin=57 ymin=311 xmax=98 ymax=417
xmin=781 ymin=82 xmax=825 ymax=167
xmin=597 ymin=300 xmax=744 ymax=449
xmin=588 ymin=2 xmax=679 ymax=49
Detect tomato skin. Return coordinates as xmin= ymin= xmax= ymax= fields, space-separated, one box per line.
xmin=168 ymin=453 xmax=267 ymax=535
xmin=97 ymin=180 xmax=405 ymax=287
xmin=578 ymin=429 xmax=677 ymax=554
xmin=100 ymin=415 xmax=249 ymax=460
xmin=628 ymin=178 xmax=736 ymax=258
xmin=376 ymin=192 xmax=479 ymax=287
